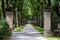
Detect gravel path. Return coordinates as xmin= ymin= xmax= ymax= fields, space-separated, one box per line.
xmin=8 ymin=24 xmax=47 ymax=40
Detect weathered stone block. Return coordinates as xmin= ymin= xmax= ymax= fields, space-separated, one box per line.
xmin=44 ymin=9 xmax=53 ymax=36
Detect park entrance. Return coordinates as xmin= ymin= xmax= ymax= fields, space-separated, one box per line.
xmin=5 ymin=0 xmax=60 ymax=37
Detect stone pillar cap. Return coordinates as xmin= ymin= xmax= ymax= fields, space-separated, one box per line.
xmin=44 ymin=9 xmax=51 ymax=11
xmin=44 ymin=6 xmax=51 ymax=11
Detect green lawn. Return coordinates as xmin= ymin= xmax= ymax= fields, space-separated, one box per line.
xmin=33 ymin=25 xmax=44 ymax=34
xmin=46 ymin=37 xmax=60 ymax=40
xmin=13 ymin=25 xmax=25 ymax=32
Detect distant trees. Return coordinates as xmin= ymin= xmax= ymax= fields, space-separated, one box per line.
xmin=30 ymin=0 xmax=44 ymax=27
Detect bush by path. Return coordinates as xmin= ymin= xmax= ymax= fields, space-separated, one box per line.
xmin=0 ymin=19 xmax=12 ymax=40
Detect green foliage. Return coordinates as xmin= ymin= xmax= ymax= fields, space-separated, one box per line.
xmin=51 ymin=0 xmax=59 ymax=7
xmin=22 ymin=0 xmax=35 ymax=21
xmin=1 ymin=0 xmax=59 ymax=28
xmin=52 ymin=11 xmax=57 ymax=18
xmin=0 ymin=20 xmax=11 ymax=37
xmin=12 ymin=2 xmax=17 ymax=7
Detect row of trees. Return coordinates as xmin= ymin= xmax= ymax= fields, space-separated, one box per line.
xmin=0 ymin=0 xmax=59 ymax=28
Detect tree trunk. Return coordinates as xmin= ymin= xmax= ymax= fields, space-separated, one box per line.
xmin=48 ymin=0 xmax=51 ymax=6
xmin=13 ymin=6 xmax=17 ymax=28
xmin=18 ymin=11 xmax=20 ymax=27
xmin=36 ymin=6 xmax=40 ymax=26
xmin=0 ymin=11 xmax=2 ymax=19
xmin=20 ymin=11 xmax=23 ymax=25
xmin=1 ymin=0 xmax=6 ymax=19
xmin=6 ymin=0 xmax=9 ymax=7
xmin=13 ymin=0 xmax=17 ymax=28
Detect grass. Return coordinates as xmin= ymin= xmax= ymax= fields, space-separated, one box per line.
xmin=33 ymin=25 xmax=44 ymax=34
xmin=13 ymin=25 xmax=25 ymax=32
xmin=46 ymin=36 xmax=60 ymax=40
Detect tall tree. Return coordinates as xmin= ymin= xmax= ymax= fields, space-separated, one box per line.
xmin=17 ymin=0 xmax=24 ymax=26
xmin=31 ymin=0 xmax=41 ymax=26
xmin=1 ymin=0 xmax=6 ymax=19
xmin=51 ymin=0 xmax=59 ymax=31
xmin=48 ymin=0 xmax=51 ymax=6
xmin=13 ymin=0 xmax=17 ymax=28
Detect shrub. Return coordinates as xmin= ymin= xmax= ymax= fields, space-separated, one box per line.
xmin=0 ymin=20 xmax=12 ymax=39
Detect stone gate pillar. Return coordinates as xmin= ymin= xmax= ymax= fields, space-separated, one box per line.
xmin=44 ymin=8 xmax=52 ymax=36
xmin=6 ymin=11 xmax=13 ymax=29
